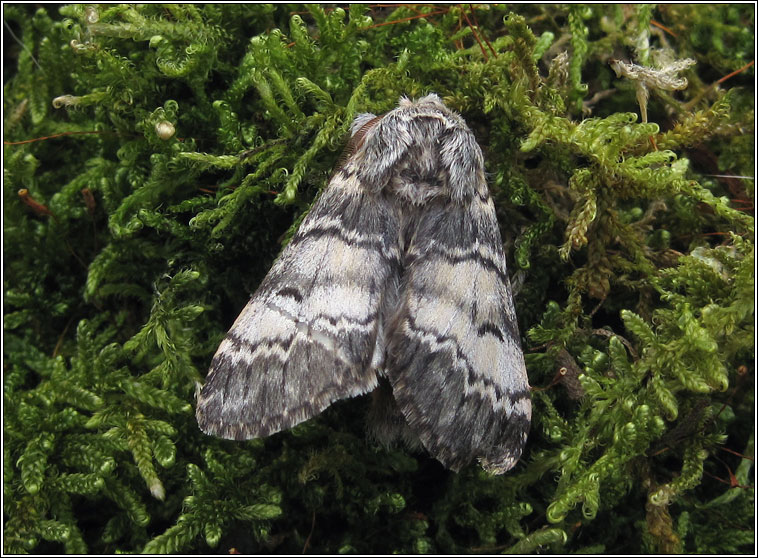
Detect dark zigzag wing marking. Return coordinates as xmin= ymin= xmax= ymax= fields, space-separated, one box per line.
xmin=404 ymin=243 xmax=511 ymax=287
xmin=477 ymin=321 xmax=505 ymax=342
xmin=276 ymin=287 xmax=303 ymax=302
xmin=402 ymin=245 xmax=520 ymax=343
xmin=288 ymin=224 xmax=401 ymax=271
xmin=196 ymin=171 xmax=401 ymax=441
xmin=205 ymin=349 xmax=372 ymax=439
xmin=391 ymin=313 xmax=530 ymax=409
xmin=390 ymin=348 xmax=531 ymax=471
xmin=222 ymin=308 xmax=383 ymax=353
xmin=388 ymin=343 xmax=529 ymax=472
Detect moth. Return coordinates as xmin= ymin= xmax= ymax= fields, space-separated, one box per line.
xmin=196 ymin=94 xmax=531 ymax=474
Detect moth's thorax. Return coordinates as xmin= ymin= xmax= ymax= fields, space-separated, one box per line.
xmin=388 ymin=150 xmax=449 ymax=205
xmin=352 ymin=98 xmax=488 ymax=203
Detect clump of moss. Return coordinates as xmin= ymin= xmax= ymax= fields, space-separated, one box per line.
xmin=3 ymin=4 xmax=753 ymax=553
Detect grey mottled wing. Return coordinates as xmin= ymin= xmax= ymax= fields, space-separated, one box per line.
xmin=383 ymin=110 xmax=531 ymax=474
xmin=197 ymin=93 xmax=530 ymax=475
xmin=196 ymin=162 xmax=400 ymax=440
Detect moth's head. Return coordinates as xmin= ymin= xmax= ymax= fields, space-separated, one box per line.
xmin=349 ymin=93 xmax=445 ymax=141
xmin=398 ymin=93 xmax=445 ymax=110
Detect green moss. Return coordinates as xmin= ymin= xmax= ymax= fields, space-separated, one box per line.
xmin=3 ymin=4 xmax=753 ymax=553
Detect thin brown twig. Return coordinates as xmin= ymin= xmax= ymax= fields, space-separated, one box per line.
xmin=4 ymin=130 xmax=111 ymax=145
xmin=683 ymin=60 xmax=754 ymax=111
xmin=302 ymin=510 xmax=316 ymax=554
xmin=469 ymin=4 xmax=496 ymax=58
xmin=367 ymin=8 xmax=448 ymax=29
xmin=718 ymin=446 xmax=754 ymax=461
xmin=716 ymin=60 xmax=754 ymax=85
xmin=52 ymin=317 xmax=76 ymax=358
xmin=650 ymin=19 xmax=677 ymax=38
xmin=373 ymin=3 xmax=430 ymax=14
xmin=460 ymin=7 xmax=488 ymax=60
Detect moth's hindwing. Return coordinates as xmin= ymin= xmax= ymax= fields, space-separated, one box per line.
xmin=196 ymin=165 xmax=400 ymax=440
